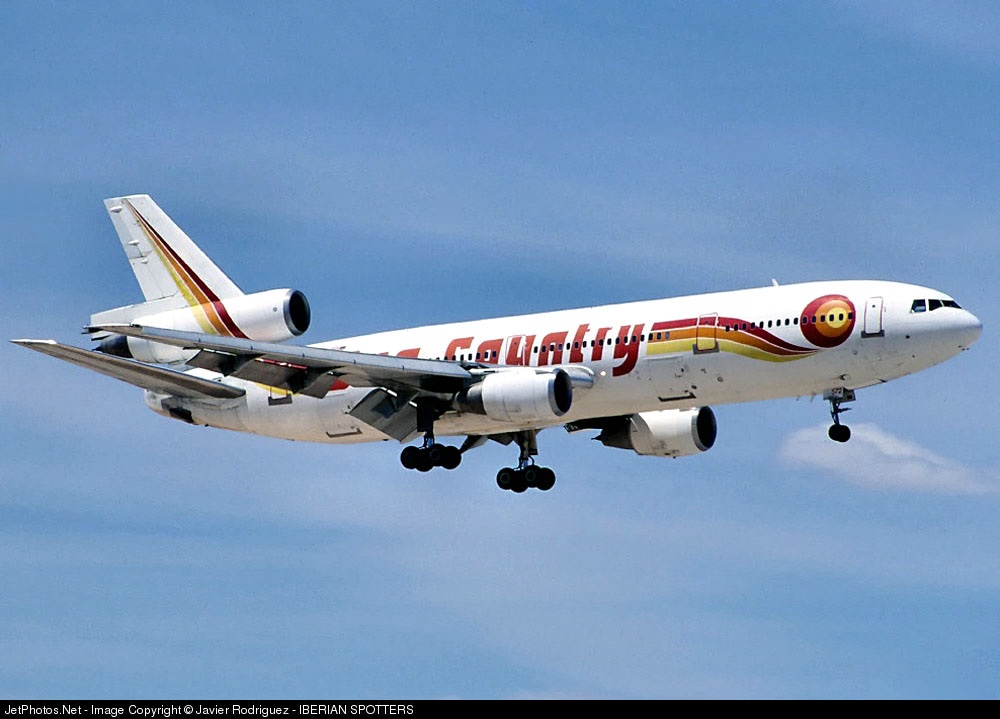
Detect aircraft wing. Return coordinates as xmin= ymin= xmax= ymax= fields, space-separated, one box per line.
xmin=88 ymin=324 xmax=475 ymax=398
xmin=12 ymin=339 xmax=246 ymax=400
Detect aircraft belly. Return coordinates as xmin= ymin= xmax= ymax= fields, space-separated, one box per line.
xmin=211 ymin=383 xmax=384 ymax=444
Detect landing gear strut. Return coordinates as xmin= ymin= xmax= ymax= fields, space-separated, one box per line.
xmin=495 ymin=430 xmax=556 ymax=493
xmin=825 ymin=388 xmax=855 ymax=443
xmin=399 ymin=399 xmax=462 ymax=472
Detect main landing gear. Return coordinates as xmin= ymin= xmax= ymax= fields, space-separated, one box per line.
xmin=398 ymin=402 xmax=556 ymax=492
xmin=400 ymin=440 xmax=462 ymax=472
xmin=825 ymin=387 xmax=855 ymax=443
xmin=495 ymin=430 xmax=556 ymax=493
xmin=399 ymin=399 xmax=463 ymax=472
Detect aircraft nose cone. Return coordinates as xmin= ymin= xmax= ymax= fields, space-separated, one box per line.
xmin=957 ymin=310 xmax=983 ymax=349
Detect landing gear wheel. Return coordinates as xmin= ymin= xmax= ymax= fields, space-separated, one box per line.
xmin=400 ymin=445 xmax=421 ymax=469
xmin=427 ymin=443 xmax=446 ymax=466
xmin=496 ymin=467 xmax=516 ymax=491
xmin=534 ymin=467 xmax=556 ymax=491
xmin=523 ymin=465 xmax=540 ymax=487
xmin=509 ymin=471 xmax=529 ymax=493
xmin=828 ymin=424 xmax=851 ymax=443
xmin=414 ymin=450 xmax=434 ymax=472
xmin=440 ymin=445 xmax=462 ymax=470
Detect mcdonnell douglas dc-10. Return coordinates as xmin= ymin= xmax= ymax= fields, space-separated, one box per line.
xmin=13 ymin=195 xmax=982 ymax=492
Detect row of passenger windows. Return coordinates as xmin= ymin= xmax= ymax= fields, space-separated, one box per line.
xmin=911 ymin=298 xmax=961 ymax=313
xmin=724 ymin=312 xmax=853 ymax=332
xmin=441 ymin=336 xmax=648 ymax=361
xmin=435 ymin=312 xmax=855 ymax=361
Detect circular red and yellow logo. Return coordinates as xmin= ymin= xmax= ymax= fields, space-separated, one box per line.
xmin=800 ymin=295 xmax=856 ymax=347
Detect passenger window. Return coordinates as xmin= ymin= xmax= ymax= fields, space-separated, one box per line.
xmin=911 ymin=299 xmax=926 ymax=313
xmin=929 ymin=299 xmax=943 ymax=311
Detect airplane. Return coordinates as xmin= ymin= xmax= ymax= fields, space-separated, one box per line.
xmin=12 ymin=195 xmax=983 ymax=493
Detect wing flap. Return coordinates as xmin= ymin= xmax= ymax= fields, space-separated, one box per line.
xmin=12 ymin=339 xmax=245 ymax=400
xmin=348 ymin=388 xmax=419 ymax=441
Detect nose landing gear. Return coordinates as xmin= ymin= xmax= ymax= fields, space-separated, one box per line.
xmin=825 ymin=387 xmax=855 ymax=443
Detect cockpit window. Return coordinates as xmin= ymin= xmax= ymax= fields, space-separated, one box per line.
xmin=913 ymin=298 xmax=963 ymax=313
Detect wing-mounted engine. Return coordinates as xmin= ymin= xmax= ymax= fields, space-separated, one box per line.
xmin=591 ymin=407 xmax=717 ymax=457
xmin=94 ymin=288 xmax=310 ymax=365
xmin=454 ymin=368 xmax=573 ymax=423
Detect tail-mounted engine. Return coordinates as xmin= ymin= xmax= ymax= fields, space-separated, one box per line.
xmin=96 ymin=288 xmax=310 ymax=365
xmin=595 ymin=407 xmax=717 ymax=457
xmin=454 ymin=368 xmax=573 ymax=423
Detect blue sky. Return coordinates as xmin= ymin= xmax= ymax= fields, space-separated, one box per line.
xmin=2 ymin=1 xmax=998 ymax=699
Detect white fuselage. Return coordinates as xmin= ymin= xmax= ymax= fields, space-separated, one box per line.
xmin=153 ymin=280 xmax=982 ymax=444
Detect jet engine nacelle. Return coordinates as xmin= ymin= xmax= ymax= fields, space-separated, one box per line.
xmin=597 ymin=407 xmax=717 ymax=457
xmin=98 ymin=288 xmax=310 ymax=365
xmin=455 ymin=368 xmax=573 ymax=423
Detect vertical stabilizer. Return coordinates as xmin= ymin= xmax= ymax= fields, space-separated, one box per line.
xmin=103 ymin=195 xmax=244 ymax=306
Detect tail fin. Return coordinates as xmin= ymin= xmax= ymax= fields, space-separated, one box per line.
xmin=92 ymin=194 xmax=244 ymax=327
xmin=104 ymin=194 xmax=243 ymax=304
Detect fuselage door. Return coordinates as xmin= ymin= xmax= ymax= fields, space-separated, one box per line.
xmin=694 ymin=313 xmax=720 ymax=353
xmin=863 ymin=297 xmax=885 ymax=338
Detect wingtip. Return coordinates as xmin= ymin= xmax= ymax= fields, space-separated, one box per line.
xmin=10 ymin=338 xmax=56 ymax=346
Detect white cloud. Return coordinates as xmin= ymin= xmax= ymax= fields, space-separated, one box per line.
xmin=779 ymin=423 xmax=1000 ymax=495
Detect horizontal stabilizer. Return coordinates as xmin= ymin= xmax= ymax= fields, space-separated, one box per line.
xmin=11 ymin=339 xmax=245 ymax=400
